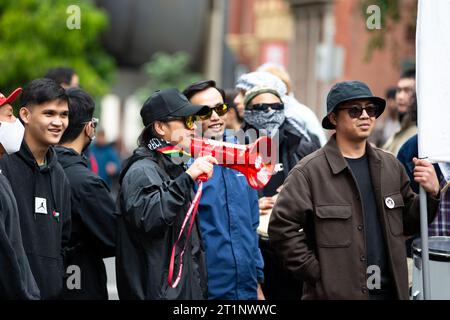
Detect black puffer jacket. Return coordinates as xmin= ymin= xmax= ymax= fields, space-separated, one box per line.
xmin=0 ymin=142 xmax=71 ymax=299
xmin=116 ymin=147 xmax=207 ymax=300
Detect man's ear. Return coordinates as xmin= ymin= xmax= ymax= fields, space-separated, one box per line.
xmin=329 ymin=113 xmax=337 ymax=127
xmin=153 ymin=121 xmax=166 ymax=137
xmin=84 ymin=122 xmax=93 ymax=137
xmin=19 ymin=107 xmax=30 ymax=124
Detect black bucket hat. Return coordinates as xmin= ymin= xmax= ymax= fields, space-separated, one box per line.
xmin=140 ymin=88 xmax=210 ymax=127
xmin=322 ymin=80 xmax=386 ymax=129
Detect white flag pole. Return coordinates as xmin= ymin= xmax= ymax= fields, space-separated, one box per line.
xmin=416 ymin=0 xmax=450 ymax=300
xmin=418 ymin=187 xmax=431 ymax=299
xmin=416 ymin=0 xmax=431 ymax=300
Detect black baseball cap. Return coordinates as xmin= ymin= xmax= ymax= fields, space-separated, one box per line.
xmin=322 ymin=80 xmax=386 ymax=129
xmin=140 ymin=88 xmax=210 ymax=127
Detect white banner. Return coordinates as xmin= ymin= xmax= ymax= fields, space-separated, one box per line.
xmin=417 ymin=0 xmax=450 ymax=162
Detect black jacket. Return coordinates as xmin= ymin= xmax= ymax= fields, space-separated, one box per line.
xmin=0 ymin=142 xmax=71 ymax=299
xmin=55 ymin=146 xmax=116 ymax=300
xmin=116 ymin=147 xmax=208 ymax=300
xmin=0 ymin=172 xmax=40 ymax=299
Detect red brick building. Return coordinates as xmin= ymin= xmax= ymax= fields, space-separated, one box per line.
xmin=227 ymin=0 xmax=417 ymax=119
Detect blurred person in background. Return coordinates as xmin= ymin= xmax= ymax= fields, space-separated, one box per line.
xmin=369 ymin=87 xmax=399 ymax=147
xmin=56 ymin=88 xmax=116 ymax=300
xmin=90 ymin=129 xmax=121 ymax=189
xmin=224 ymin=88 xmax=243 ymax=131
xmin=383 ymin=70 xmax=417 ymax=155
xmin=45 ymin=67 xmax=79 ymax=89
xmin=0 ymin=87 xmax=40 ymax=300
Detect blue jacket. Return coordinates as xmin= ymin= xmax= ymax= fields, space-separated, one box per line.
xmin=89 ymin=143 xmax=121 ymax=187
xmin=194 ymin=165 xmax=264 ymax=300
xmin=397 ymin=134 xmax=442 ymax=193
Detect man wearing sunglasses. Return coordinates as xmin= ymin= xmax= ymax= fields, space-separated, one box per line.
xmin=182 ymin=80 xmax=265 ymax=300
xmin=243 ymin=86 xmax=320 ymax=300
xmin=116 ymin=88 xmax=216 ymax=300
xmin=269 ymin=80 xmax=440 ymax=300
xmin=55 ymin=88 xmax=116 ymax=299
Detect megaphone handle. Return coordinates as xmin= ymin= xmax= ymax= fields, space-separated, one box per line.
xmin=197 ymin=173 xmax=208 ymax=182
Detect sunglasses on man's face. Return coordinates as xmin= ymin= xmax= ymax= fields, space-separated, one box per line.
xmin=247 ymin=102 xmax=284 ymax=111
xmin=165 ymin=112 xmax=213 ymax=130
xmin=339 ymin=104 xmax=378 ymax=119
xmin=204 ymin=103 xmax=228 ymax=117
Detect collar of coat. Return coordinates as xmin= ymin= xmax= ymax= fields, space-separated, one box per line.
xmin=323 ymin=134 xmax=382 ymax=175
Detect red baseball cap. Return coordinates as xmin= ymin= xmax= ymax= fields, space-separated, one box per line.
xmin=0 ymin=87 xmax=22 ymax=107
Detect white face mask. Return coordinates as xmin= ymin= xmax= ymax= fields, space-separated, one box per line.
xmin=0 ymin=118 xmax=25 ymax=154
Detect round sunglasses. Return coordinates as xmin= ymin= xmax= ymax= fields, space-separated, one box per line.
xmin=338 ymin=104 xmax=379 ymax=118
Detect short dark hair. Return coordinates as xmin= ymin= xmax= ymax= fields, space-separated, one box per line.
xmin=59 ymin=88 xmax=95 ymax=144
xmin=45 ymin=67 xmax=76 ymax=86
xmin=385 ymin=87 xmax=397 ymax=99
xmin=400 ymin=69 xmax=415 ymax=80
xmin=182 ymin=80 xmax=226 ymax=102
xmin=224 ymin=88 xmax=238 ymax=110
xmin=21 ymin=78 xmax=68 ymax=109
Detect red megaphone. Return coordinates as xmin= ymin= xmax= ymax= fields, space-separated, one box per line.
xmin=190 ymin=136 xmax=275 ymax=189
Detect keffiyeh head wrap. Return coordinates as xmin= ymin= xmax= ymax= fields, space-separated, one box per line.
xmin=235 ymin=71 xmax=287 ymax=97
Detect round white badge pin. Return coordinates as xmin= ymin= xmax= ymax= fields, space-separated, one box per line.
xmin=385 ymin=197 xmax=395 ymax=209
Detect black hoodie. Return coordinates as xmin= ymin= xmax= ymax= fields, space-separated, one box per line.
xmin=0 ymin=142 xmax=71 ymax=299
xmin=55 ymin=146 xmax=116 ymax=300
xmin=116 ymin=146 xmax=208 ymax=300
xmin=0 ymin=171 xmax=40 ymax=299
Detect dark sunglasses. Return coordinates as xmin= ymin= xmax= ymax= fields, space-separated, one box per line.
xmin=248 ymin=102 xmax=284 ymax=111
xmin=204 ymin=103 xmax=228 ymax=117
xmin=339 ymin=104 xmax=379 ymax=118
xmin=165 ymin=112 xmax=212 ymax=130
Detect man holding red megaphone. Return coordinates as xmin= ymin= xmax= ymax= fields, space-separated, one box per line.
xmin=115 ymin=88 xmax=217 ymax=300
xmin=183 ymin=80 xmax=266 ymax=300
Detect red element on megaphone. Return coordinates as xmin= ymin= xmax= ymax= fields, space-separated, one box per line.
xmin=190 ymin=136 xmax=275 ymax=189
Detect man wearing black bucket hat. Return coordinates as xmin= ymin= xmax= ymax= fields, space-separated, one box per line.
xmin=269 ymin=80 xmax=440 ymax=300
xmin=115 ymin=88 xmax=217 ymax=299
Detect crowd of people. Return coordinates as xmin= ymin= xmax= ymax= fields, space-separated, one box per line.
xmin=0 ymin=64 xmax=447 ymax=300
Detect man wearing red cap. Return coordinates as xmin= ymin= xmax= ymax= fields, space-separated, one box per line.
xmin=0 ymin=87 xmax=40 ymax=299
